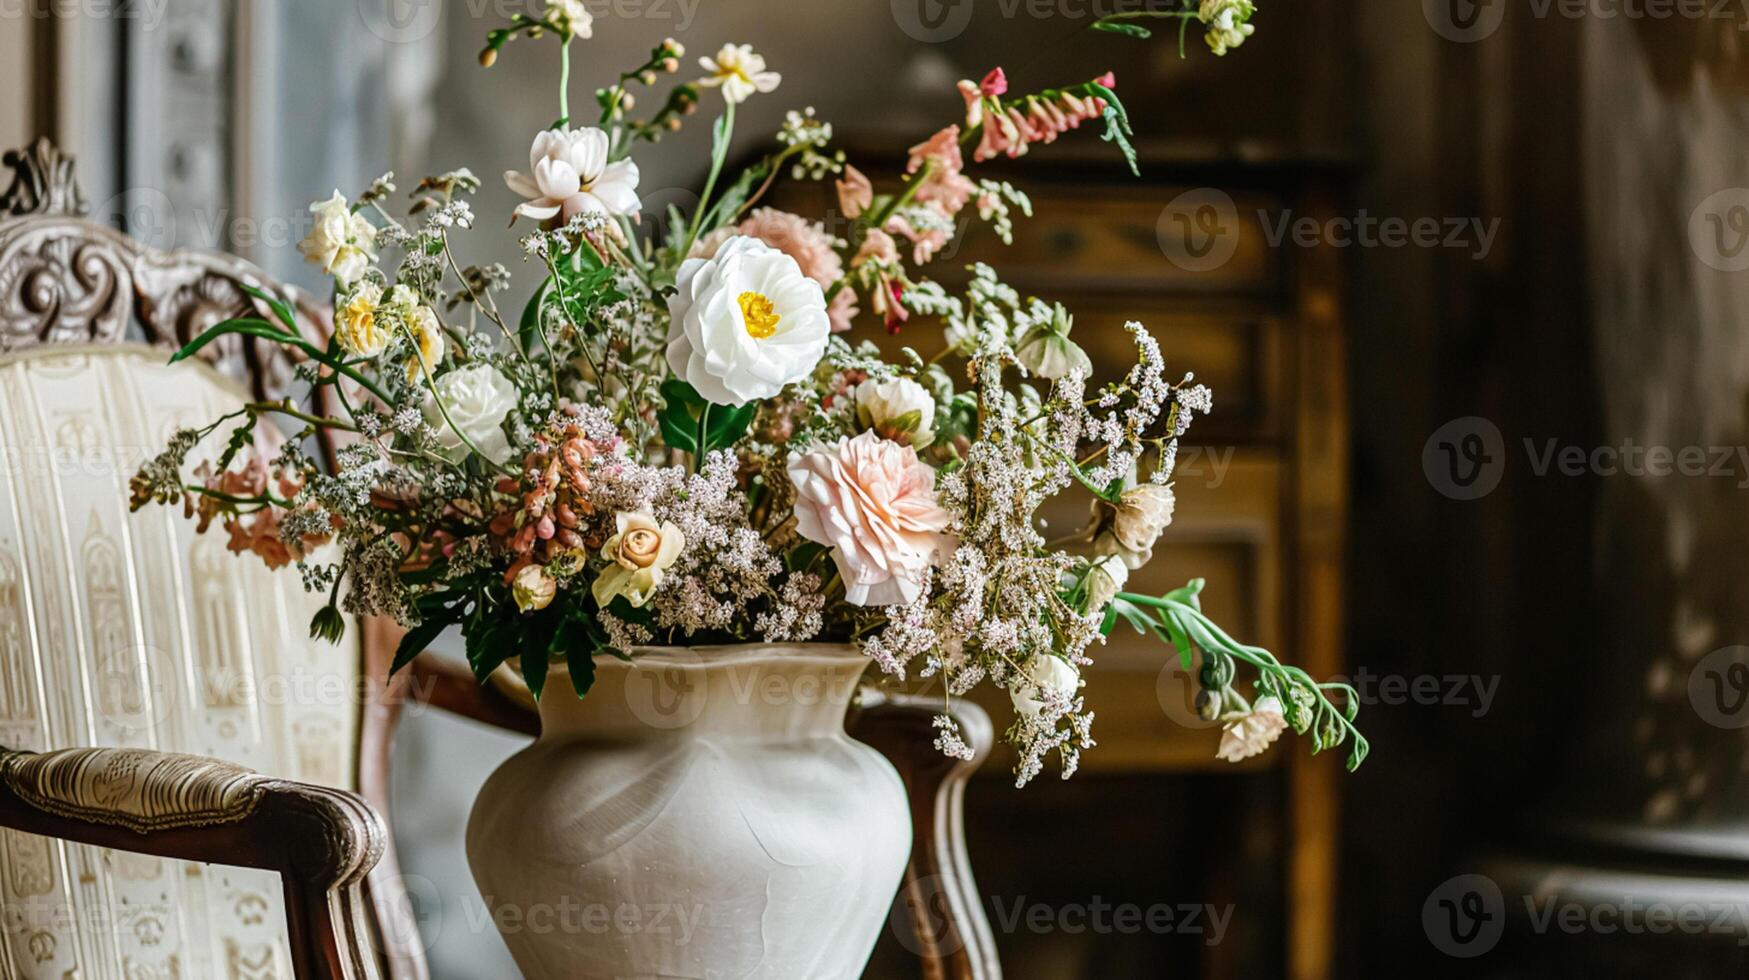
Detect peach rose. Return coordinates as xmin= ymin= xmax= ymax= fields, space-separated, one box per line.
xmin=786 ymin=431 xmax=953 ymax=606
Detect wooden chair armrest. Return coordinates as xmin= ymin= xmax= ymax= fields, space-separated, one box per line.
xmin=849 ymin=692 xmax=1002 ymax=980
xmin=0 ymin=745 xmax=386 ymax=980
xmin=407 ymin=651 xmax=540 ymax=736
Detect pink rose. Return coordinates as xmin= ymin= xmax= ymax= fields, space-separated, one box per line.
xmin=787 ymin=431 xmax=953 ymax=606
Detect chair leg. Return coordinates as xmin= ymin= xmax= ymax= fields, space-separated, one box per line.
xmin=850 ymin=692 xmax=1003 ymax=980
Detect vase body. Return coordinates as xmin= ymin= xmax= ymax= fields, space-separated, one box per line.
xmin=466 ymin=644 xmax=911 ymax=980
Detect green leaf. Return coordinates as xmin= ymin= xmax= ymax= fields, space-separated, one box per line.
xmin=391 ymin=616 xmax=452 ymax=675
xmin=564 ymin=643 xmax=598 ymax=698
xmin=1090 ymin=83 xmax=1140 ymax=177
xmin=1092 ymin=19 xmax=1153 ymax=37
xmin=704 ymin=402 xmax=756 ymax=452
xmin=465 ymin=619 xmax=512 ymax=685
xmin=519 ymin=277 xmax=551 ymax=357
xmin=168 ymin=319 xmax=298 ymax=364
xmin=239 ymin=284 xmax=298 ymax=333
xmin=657 ymin=378 xmax=703 ymax=453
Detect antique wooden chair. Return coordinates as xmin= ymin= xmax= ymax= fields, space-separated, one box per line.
xmin=0 ymin=138 xmax=998 ymax=980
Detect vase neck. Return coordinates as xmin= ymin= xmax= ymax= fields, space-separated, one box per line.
xmin=535 ymin=645 xmax=872 ymax=741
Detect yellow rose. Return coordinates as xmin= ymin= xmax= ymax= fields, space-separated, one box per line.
xmin=335 ymin=283 xmax=389 ymax=357
xmin=403 ymin=305 xmax=445 ymax=384
xmin=592 ymin=512 xmax=684 ymax=608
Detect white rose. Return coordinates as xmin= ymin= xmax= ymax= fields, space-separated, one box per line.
xmin=298 ymin=191 xmax=377 ymax=286
xmin=423 ymin=364 xmax=518 ymax=465
xmin=665 ymin=235 xmax=830 ymax=406
xmin=504 ymin=127 xmax=641 ymax=224
xmin=850 ymin=376 xmax=936 ymax=447
xmin=1010 ymin=654 xmax=1080 ymax=722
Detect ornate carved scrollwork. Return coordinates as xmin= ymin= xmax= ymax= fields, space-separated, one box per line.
xmin=1 ymin=138 xmax=87 ymax=219
xmin=0 ymin=139 xmax=332 ymax=403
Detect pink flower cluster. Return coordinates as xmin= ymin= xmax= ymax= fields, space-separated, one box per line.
xmin=958 ymin=67 xmax=1115 ymax=163
xmin=190 ymin=452 xmax=325 ymax=571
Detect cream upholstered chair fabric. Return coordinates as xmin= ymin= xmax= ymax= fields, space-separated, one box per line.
xmin=0 ymin=343 xmax=360 ymax=979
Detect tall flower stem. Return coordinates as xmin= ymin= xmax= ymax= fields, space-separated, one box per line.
xmin=558 ymin=39 xmax=572 ymax=126
xmin=683 ymin=102 xmax=736 ymax=256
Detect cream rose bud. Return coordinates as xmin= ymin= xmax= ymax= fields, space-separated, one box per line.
xmin=787 ymin=431 xmax=953 ymax=606
xmin=1084 ymin=554 xmax=1129 ymax=612
xmin=592 ymin=512 xmax=684 ymax=608
xmin=423 ymin=363 xmax=518 ymax=465
xmin=1217 ymin=695 xmax=1287 ymax=762
xmin=851 ymin=377 xmax=936 ymax=447
xmin=335 ymin=283 xmax=389 ymax=358
xmin=299 ymin=191 xmax=377 ymax=286
xmin=512 ymin=564 xmax=557 ymax=613
xmin=1010 ymin=654 xmax=1080 ymax=722
xmin=665 ymin=235 xmax=830 ymax=406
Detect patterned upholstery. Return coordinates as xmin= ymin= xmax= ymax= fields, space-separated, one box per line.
xmin=0 ymin=343 xmax=359 ymax=979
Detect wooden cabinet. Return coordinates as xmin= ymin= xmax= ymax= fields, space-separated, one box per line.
xmin=773 ymin=153 xmax=1348 ymax=980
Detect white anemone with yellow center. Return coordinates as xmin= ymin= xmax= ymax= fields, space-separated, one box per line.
xmin=664 ymin=234 xmax=830 ymax=406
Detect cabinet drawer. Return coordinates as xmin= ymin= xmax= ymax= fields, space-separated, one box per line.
xmin=937 ymin=186 xmax=1287 ymax=296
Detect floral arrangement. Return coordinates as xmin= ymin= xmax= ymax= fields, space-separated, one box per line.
xmin=130 ymin=0 xmax=1367 ymax=783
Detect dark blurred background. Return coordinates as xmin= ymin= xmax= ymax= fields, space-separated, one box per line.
xmin=9 ymin=0 xmax=1749 ymax=976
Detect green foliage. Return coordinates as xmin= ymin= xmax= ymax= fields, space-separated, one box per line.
xmin=657 ymin=378 xmax=755 ymax=456
xmin=1120 ymin=580 xmax=1371 ymax=771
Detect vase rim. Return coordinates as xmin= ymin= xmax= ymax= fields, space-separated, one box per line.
xmin=548 ymin=642 xmax=868 ymax=672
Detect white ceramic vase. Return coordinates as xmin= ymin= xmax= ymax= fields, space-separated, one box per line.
xmin=466 ymin=644 xmax=912 ymax=979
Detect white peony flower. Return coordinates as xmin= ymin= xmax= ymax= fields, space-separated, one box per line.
xmin=698 ymin=44 xmax=781 ymax=104
xmin=1216 ymin=695 xmax=1287 ymax=762
xmin=423 ymin=363 xmax=518 ymax=465
xmin=1011 ymin=654 xmax=1080 ymax=722
xmin=504 ymin=127 xmax=641 ymax=224
xmin=299 ymin=191 xmax=377 ymax=286
xmin=665 ymin=235 xmax=830 ymax=406
xmin=851 ymin=376 xmax=936 ymax=447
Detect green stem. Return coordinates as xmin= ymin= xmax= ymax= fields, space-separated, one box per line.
xmin=683 ymin=101 xmax=736 ymax=257
xmin=693 ymin=403 xmax=711 ymax=474
xmin=558 ymin=39 xmax=572 ymax=126
xmin=247 ymin=401 xmax=358 ymax=432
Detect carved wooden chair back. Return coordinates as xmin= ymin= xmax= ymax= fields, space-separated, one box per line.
xmin=0 ymin=139 xmax=427 ymax=980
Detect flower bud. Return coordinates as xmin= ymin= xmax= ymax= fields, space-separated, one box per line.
xmin=512 ymin=564 xmax=557 ymax=613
